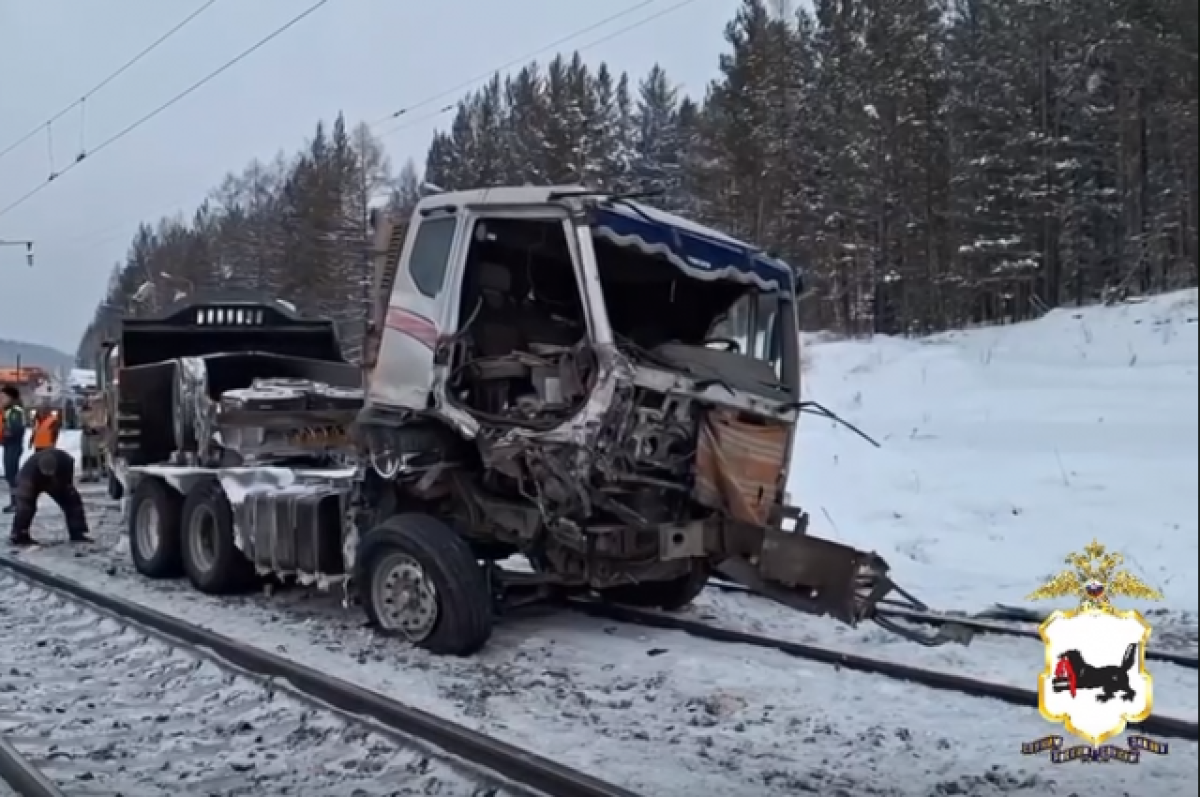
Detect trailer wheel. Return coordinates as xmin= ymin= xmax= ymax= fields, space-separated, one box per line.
xmin=180 ymin=481 xmax=256 ymax=595
xmin=358 ymin=514 xmax=493 ymax=656
xmin=107 ymin=471 xmax=124 ymax=501
xmin=600 ymin=562 xmax=710 ymax=612
xmin=128 ymin=478 xmax=183 ymax=578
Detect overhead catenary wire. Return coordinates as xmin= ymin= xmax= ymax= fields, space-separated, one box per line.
xmin=57 ymin=0 xmax=702 ymax=252
xmin=0 ymin=0 xmax=330 ymax=223
xmin=0 ymin=0 xmax=222 ymax=166
xmin=376 ymin=0 xmax=706 ymax=140
xmin=372 ymin=0 xmax=661 ymax=127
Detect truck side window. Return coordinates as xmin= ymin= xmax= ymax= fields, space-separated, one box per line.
xmin=409 ymin=216 xmax=457 ymax=298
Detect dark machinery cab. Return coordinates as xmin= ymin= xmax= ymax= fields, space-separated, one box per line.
xmin=110 ymin=292 xmax=363 ymax=597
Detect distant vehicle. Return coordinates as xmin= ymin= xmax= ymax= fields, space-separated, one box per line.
xmin=69 ymin=368 xmax=98 ymax=391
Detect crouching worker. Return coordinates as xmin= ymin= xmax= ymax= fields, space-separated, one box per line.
xmin=8 ymin=447 xmax=92 ymax=547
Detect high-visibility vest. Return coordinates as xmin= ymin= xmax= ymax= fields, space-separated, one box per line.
xmin=0 ymin=406 xmax=23 ymax=441
xmin=32 ymin=411 xmax=59 ymax=450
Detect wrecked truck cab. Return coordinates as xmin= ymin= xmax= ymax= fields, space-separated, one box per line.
xmin=354 ymin=186 xmax=926 ymax=655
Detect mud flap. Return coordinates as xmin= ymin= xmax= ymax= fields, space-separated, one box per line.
xmin=716 ymin=525 xmax=965 ymax=647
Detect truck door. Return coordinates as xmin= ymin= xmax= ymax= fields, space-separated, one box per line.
xmin=368 ymin=210 xmax=462 ymax=411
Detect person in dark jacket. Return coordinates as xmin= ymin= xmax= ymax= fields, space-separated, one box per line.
xmin=1 ymin=386 xmax=26 ymax=512
xmin=9 ymin=447 xmax=92 ymax=546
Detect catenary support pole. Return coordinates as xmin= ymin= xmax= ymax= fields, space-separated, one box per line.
xmin=0 ymin=239 xmax=34 ymax=266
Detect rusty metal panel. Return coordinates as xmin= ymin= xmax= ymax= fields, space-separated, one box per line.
xmin=694 ymin=410 xmax=789 ymax=525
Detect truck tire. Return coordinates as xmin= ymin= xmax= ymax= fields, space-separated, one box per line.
xmin=600 ymin=562 xmax=710 ymax=612
xmin=108 ymin=471 xmax=124 ymax=501
xmin=357 ymin=513 xmax=493 ymax=656
xmin=180 ymin=480 xmax=256 ymax=595
xmin=128 ymin=477 xmax=183 ymax=579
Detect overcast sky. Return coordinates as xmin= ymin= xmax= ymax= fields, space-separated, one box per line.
xmin=0 ymin=0 xmax=737 ymax=355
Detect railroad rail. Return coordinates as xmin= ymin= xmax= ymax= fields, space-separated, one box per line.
xmin=566 ymin=598 xmax=1200 ymax=743
xmin=705 ymin=577 xmax=1199 ymax=670
xmin=0 ymin=556 xmax=639 ymax=797
xmin=0 ymin=736 xmax=62 ymax=797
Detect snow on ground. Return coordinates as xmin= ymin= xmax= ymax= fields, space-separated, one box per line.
xmin=1 ymin=574 xmax=497 ymax=796
xmin=9 ymin=540 xmax=1199 ymax=796
xmin=788 ymin=290 xmax=1198 ymax=616
xmin=5 ymin=292 xmax=1198 ymax=794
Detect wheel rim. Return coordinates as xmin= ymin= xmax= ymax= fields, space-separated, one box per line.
xmin=134 ymin=500 xmax=159 ymax=559
xmin=187 ymin=506 xmax=218 ymax=574
xmin=371 ymin=552 xmax=439 ymax=641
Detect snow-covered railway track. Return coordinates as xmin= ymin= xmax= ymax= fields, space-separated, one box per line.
xmin=705 ymin=578 xmax=1200 ymax=669
xmin=0 ymin=735 xmax=59 ymax=797
xmin=0 ymin=562 xmax=639 ymax=797
xmin=569 ymin=598 xmax=1200 ymax=743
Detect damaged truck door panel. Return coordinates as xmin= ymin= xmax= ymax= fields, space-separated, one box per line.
xmin=108 ymin=188 xmax=942 ymax=659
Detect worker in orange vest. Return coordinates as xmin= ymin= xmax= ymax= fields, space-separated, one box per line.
xmin=31 ymin=409 xmax=61 ymax=451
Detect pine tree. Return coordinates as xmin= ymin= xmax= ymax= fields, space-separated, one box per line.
xmin=81 ymin=0 xmax=1200 ymax=360
xmin=631 ymin=65 xmax=685 ymax=207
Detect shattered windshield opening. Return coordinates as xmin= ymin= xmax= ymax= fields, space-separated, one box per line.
xmin=592 ymin=237 xmax=791 ymax=395
xmin=708 ymin=290 xmax=783 ymax=371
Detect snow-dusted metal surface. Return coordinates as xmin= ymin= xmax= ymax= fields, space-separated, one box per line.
xmin=127 ymin=464 xmax=356 ymax=571
xmin=175 ymin=356 xmax=209 ymax=459
xmin=0 ymin=573 xmax=513 ymax=797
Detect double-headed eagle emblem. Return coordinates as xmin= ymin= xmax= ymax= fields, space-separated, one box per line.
xmin=1027 ymin=539 xmax=1163 ymax=612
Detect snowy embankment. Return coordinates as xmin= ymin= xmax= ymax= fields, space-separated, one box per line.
xmin=9 ymin=291 xmax=1199 ymax=795
xmin=790 ymin=289 xmax=1197 ymax=615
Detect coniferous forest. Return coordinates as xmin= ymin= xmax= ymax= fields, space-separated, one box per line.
xmin=75 ymin=0 xmax=1198 ymax=365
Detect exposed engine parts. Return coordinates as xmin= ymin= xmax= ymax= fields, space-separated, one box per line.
xmin=451 ymin=342 xmax=593 ymax=428
xmin=618 ymin=391 xmax=697 ymax=479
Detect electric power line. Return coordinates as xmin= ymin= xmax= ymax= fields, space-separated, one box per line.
xmin=39 ymin=0 xmax=700 ymax=252
xmin=54 ymin=0 xmax=700 ymax=249
xmin=0 ymin=0 xmax=330 ymax=222
xmin=377 ymin=0 xmax=704 ymax=140
xmin=372 ymin=0 xmax=661 ymax=127
xmin=0 ymin=0 xmax=223 ymax=166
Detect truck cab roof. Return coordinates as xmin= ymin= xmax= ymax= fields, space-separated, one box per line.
xmin=413 ymin=185 xmax=796 ymax=293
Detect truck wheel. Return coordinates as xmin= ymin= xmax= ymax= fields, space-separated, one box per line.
xmin=357 ymin=513 xmax=493 ymax=656
xmin=128 ymin=478 xmax=183 ymax=578
xmin=600 ymin=563 xmax=710 ymax=612
xmin=180 ymin=481 xmax=256 ymax=595
xmin=108 ymin=471 xmax=124 ymax=501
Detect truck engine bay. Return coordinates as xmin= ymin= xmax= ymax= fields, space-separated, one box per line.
xmin=372 ymin=212 xmax=805 ymax=594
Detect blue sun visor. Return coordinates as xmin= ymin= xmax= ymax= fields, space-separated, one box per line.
xmin=589 ymin=201 xmax=795 ymax=296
